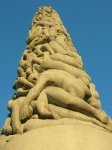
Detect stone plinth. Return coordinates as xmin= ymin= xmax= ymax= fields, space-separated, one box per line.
xmin=0 ymin=119 xmax=112 ymax=150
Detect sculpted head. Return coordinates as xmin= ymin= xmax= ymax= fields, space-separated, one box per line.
xmin=7 ymin=100 xmax=13 ymax=112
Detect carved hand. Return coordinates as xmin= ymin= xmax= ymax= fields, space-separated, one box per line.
xmin=19 ymin=104 xmax=33 ymax=120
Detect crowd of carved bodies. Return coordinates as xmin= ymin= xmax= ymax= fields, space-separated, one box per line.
xmin=2 ymin=6 xmax=112 ymax=135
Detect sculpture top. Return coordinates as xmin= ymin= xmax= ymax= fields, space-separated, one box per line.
xmin=1 ymin=6 xmax=112 ymax=136
xmin=26 ymin=6 xmax=75 ymax=53
xmin=30 ymin=6 xmax=72 ymax=41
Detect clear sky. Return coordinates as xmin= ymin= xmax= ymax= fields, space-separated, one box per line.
xmin=0 ymin=1 xmax=112 ymax=129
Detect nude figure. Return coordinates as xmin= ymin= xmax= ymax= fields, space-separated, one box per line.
xmin=39 ymin=49 xmax=83 ymax=70
xmin=27 ymin=25 xmax=43 ymax=41
xmin=1 ymin=113 xmax=12 ymax=135
xmin=50 ymin=53 xmax=84 ymax=70
xmin=2 ymin=97 xmax=37 ymax=135
xmin=56 ymin=34 xmax=75 ymax=52
xmin=12 ymin=76 xmax=34 ymax=97
xmin=40 ymin=58 xmax=91 ymax=82
xmin=34 ymin=86 xmax=108 ymax=122
xmin=18 ymin=69 xmax=109 ymax=125
xmin=33 ymin=86 xmax=111 ymax=132
xmin=2 ymin=86 xmax=112 ymax=135
xmin=49 ymin=41 xmax=82 ymax=63
xmin=48 ymin=104 xmax=112 ymax=132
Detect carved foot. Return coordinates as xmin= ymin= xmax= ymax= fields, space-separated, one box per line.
xmin=2 ymin=125 xmax=12 ymax=135
xmin=20 ymin=105 xmax=33 ymax=120
xmin=52 ymin=111 xmax=61 ymax=120
xmin=106 ymin=119 xmax=112 ymax=132
xmin=95 ymin=109 xmax=109 ymax=124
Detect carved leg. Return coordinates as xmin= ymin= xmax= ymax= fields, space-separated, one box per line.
xmin=11 ymin=97 xmax=33 ymax=134
xmin=2 ymin=114 xmax=12 ymax=135
xmin=18 ymin=70 xmax=103 ymax=123
xmin=49 ymin=41 xmax=69 ymax=55
xmin=56 ymin=35 xmax=82 ymax=63
xmin=34 ymin=90 xmax=53 ymax=118
xmin=40 ymin=58 xmax=90 ymax=81
xmin=35 ymin=87 xmax=109 ymax=124
xmin=41 ymin=43 xmax=55 ymax=54
xmin=48 ymin=104 xmax=112 ymax=132
xmin=11 ymin=98 xmax=24 ymax=134
xmin=50 ymin=53 xmax=84 ymax=70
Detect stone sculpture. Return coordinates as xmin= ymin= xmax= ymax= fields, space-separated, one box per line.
xmin=1 ymin=6 xmax=112 ymax=138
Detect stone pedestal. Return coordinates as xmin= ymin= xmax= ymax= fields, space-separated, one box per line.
xmin=1 ymin=119 xmax=112 ymax=150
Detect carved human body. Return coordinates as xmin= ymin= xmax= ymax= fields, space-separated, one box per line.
xmin=2 ymin=86 xmax=111 ymax=134
xmin=19 ymin=70 xmax=107 ymax=123
xmin=2 ymin=6 xmax=112 ymax=136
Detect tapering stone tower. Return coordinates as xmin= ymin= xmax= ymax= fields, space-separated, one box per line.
xmin=0 ymin=6 xmax=112 ymax=150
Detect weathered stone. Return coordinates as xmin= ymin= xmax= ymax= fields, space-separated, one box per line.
xmin=0 ymin=6 xmax=112 ymax=150
xmin=1 ymin=120 xmax=112 ymax=150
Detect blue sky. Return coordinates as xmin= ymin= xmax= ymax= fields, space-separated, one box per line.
xmin=0 ymin=1 xmax=112 ymax=129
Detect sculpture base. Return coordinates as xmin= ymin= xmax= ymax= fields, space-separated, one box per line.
xmin=0 ymin=119 xmax=112 ymax=150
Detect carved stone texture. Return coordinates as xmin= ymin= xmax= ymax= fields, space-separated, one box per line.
xmin=1 ymin=6 xmax=112 ymax=138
